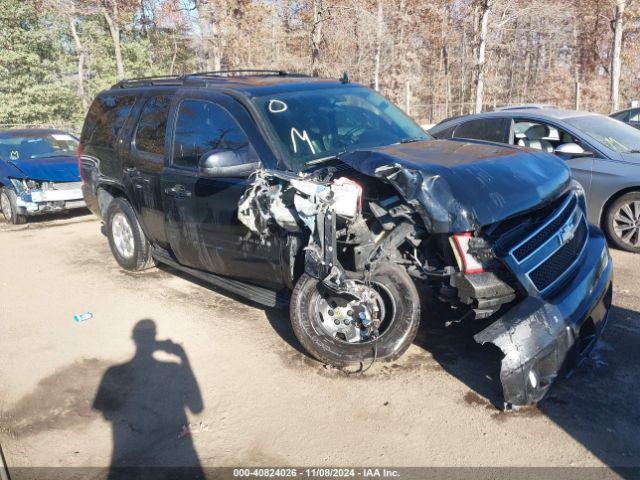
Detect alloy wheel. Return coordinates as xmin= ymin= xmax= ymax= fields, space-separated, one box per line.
xmin=111 ymin=212 xmax=135 ymax=259
xmin=613 ymin=200 xmax=640 ymax=247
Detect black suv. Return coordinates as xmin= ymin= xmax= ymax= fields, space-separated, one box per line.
xmin=81 ymin=70 xmax=612 ymax=406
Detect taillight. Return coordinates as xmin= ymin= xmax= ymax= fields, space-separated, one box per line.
xmin=450 ymin=232 xmax=484 ymax=274
xmin=77 ymin=144 xmax=84 ymax=183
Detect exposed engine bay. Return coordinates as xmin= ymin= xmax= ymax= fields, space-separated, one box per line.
xmin=238 ymin=167 xmax=516 ymax=349
xmin=235 ymin=160 xmax=611 ymax=408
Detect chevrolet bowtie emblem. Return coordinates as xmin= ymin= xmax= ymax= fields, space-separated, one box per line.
xmin=559 ymin=222 xmax=576 ymax=244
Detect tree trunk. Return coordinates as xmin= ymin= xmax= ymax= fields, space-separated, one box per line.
xmin=100 ymin=0 xmax=124 ymax=80
xmin=373 ymin=0 xmax=383 ymax=91
xmin=68 ymin=13 xmax=88 ymax=111
xmin=196 ymin=0 xmax=222 ymax=72
xmin=311 ymin=0 xmax=323 ymax=76
xmin=169 ymin=36 xmax=178 ymax=75
xmin=610 ymin=0 xmax=626 ymax=113
xmin=473 ymin=0 xmax=491 ymax=114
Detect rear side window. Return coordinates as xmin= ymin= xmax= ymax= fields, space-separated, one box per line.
xmin=82 ymin=95 xmax=135 ymax=149
xmin=453 ymin=118 xmax=510 ymax=143
xmin=611 ymin=111 xmax=630 ymax=122
xmin=430 ymin=124 xmax=456 ymax=139
xmin=172 ymin=100 xmax=249 ymax=168
xmin=134 ymin=95 xmax=172 ymax=155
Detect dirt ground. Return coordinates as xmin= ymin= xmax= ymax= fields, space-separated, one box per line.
xmin=0 ymin=211 xmax=639 ymax=476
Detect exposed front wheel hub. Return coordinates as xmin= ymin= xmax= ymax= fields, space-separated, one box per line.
xmin=314 ymin=282 xmax=390 ymax=344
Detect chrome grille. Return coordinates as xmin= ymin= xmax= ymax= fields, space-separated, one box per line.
xmin=506 ymin=192 xmax=588 ymax=296
xmin=513 ymin=195 xmax=577 ymax=261
xmin=528 ymin=219 xmax=587 ymax=292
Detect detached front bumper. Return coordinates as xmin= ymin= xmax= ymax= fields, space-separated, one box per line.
xmin=474 ymin=226 xmax=613 ymax=406
xmin=16 ymin=182 xmax=86 ymax=216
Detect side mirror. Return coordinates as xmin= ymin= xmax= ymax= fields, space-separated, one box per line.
xmin=198 ymin=149 xmax=260 ymax=178
xmin=554 ymin=143 xmax=593 ymax=158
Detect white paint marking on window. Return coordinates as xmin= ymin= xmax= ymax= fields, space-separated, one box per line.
xmin=290 ymin=128 xmax=316 ymax=155
xmin=268 ymin=99 xmax=288 ymax=113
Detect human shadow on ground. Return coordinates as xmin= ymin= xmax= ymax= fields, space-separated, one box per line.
xmin=93 ymin=319 xmax=205 ymax=480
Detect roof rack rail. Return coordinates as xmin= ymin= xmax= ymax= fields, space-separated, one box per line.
xmin=112 ymin=70 xmax=310 ymax=89
xmin=186 ymin=69 xmax=308 ymax=78
xmin=113 ymin=74 xmax=186 ymax=89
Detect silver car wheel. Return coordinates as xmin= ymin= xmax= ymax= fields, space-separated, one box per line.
xmin=0 ymin=192 xmax=12 ymax=221
xmin=613 ymin=200 xmax=640 ymax=247
xmin=111 ymin=212 xmax=135 ymax=259
xmin=313 ymin=282 xmax=394 ymax=344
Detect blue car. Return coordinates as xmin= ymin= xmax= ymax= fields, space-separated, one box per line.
xmin=0 ymin=129 xmax=86 ymax=224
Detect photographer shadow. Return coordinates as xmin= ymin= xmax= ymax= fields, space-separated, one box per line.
xmin=93 ymin=319 xmax=205 ymax=480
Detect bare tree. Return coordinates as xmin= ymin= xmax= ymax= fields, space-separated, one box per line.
xmin=311 ymin=0 xmax=324 ymax=76
xmin=472 ymin=0 xmax=492 ymax=113
xmin=97 ymin=0 xmax=125 ymax=79
xmin=194 ymin=0 xmax=223 ymax=71
xmin=373 ymin=0 xmax=383 ymax=91
xmin=68 ymin=10 xmax=89 ymax=110
xmin=610 ymin=0 xmax=628 ymax=112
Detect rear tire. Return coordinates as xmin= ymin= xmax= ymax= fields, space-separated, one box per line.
xmin=605 ymin=191 xmax=640 ymax=253
xmin=106 ymin=197 xmax=156 ymax=271
xmin=290 ymin=263 xmax=421 ymax=367
xmin=0 ymin=188 xmax=27 ymax=225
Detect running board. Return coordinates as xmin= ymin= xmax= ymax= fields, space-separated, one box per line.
xmin=151 ymin=247 xmax=289 ymax=308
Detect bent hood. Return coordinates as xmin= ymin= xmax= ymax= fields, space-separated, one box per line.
xmin=5 ymin=155 xmax=80 ymax=182
xmin=340 ymin=139 xmax=571 ymax=233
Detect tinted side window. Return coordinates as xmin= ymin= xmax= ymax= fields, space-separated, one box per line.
xmin=82 ymin=95 xmax=135 ymax=148
xmin=629 ymin=109 xmax=640 ymax=122
xmin=172 ymin=100 xmax=249 ymax=168
xmin=453 ymin=118 xmax=509 ymax=143
xmin=135 ymin=96 xmax=172 ymax=155
xmin=612 ymin=111 xmax=630 ymax=122
xmin=431 ymin=124 xmax=456 ymax=139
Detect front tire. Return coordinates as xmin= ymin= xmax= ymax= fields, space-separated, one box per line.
xmin=0 ymin=188 xmax=26 ymax=225
xmin=605 ymin=191 xmax=640 ymax=253
xmin=106 ymin=197 xmax=156 ymax=271
xmin=290 ymin=263 xmax=421 ymax=367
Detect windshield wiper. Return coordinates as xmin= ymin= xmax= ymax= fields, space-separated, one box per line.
xmin=304 ymin=153 xmax=342 ymax=167
xmin=400 ymin=137 xmax=425 ymax=144
xmin=626 ymin=149 xmax=640 ymax=154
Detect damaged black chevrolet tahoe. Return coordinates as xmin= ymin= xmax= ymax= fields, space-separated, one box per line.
xmin=80 ymin=71 xmax=613 ymax=406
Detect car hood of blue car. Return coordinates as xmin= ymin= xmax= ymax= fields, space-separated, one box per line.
xmin=341 ymin=138 xmax=571 ymax=233
xmin=2 ymin=155 xmax=80 ymax=183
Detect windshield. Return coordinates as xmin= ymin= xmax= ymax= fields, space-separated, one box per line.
xmin=0 ymin=132 xmax=79 ymax=161
xmin=253 ymin=86 xmax=430 ymax=171
xmin=568 ymin=115 xmax=640 ymax=154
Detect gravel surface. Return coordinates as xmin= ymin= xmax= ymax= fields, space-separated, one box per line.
xmin=0 ymin=212 xmax=638 ymax=474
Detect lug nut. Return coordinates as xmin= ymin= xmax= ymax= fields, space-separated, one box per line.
xmin=334 ymin=319 xmax=340 ymax=325
xmin=344 ymin=319 xmax=350 ymax=325
xmin=347 ymin=310 xmax=354 ymax=316
xmin=328 ymin=310 xmax=334 ymax=316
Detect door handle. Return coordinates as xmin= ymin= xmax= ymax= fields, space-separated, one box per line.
xmin=164 ymin=184 xmax=192 ymax=198
xmin=123 ymin=167 xmax=137 ymax=174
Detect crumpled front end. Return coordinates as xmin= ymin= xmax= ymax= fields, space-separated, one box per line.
xmin=236 ymin=145 xmax=611 ymax=406
xmin=9 ymin=178 xmax=86 ymax=216
xmin=474 ymin=221 xmax=613 ymax=406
